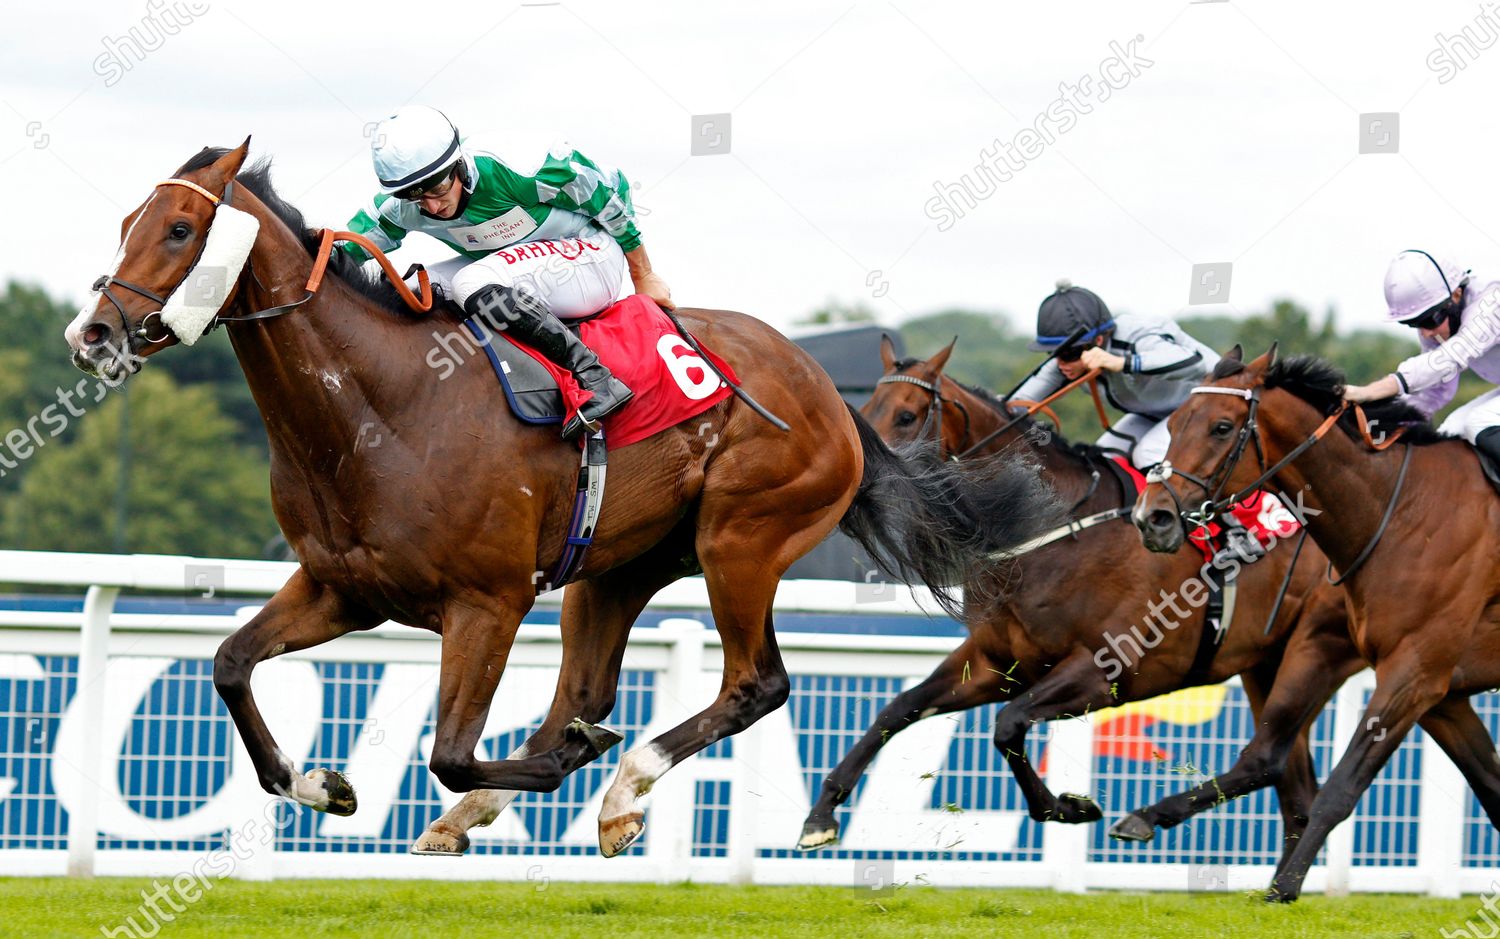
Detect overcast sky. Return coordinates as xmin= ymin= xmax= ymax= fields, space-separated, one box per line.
xmin=6 ymin=0 xmax=1500 ymax=344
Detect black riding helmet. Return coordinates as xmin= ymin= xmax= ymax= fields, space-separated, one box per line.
xmin=1028 ymin=279 xmax=1114 ymax=354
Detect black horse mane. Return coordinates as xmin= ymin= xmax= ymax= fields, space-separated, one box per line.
xmin=891 ymin=358 xmax=1111 ymax=468
xmin=175 ymin=147 xmax=426 ymax=319
xmin=1211 ymin=353 xmax=1451 ymax=446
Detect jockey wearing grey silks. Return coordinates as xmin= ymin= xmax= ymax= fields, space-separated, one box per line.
xmin=343 ymin=105 xmax=674 ymax=439
xmin=1345 ymin=250 xmax=1500 ymax=464
xmin=1012 ymin=280 xmax=1220 ymax=470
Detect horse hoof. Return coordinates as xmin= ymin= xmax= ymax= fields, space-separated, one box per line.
xmin=1108 ymin=813 xmax=1156 ymax=842
xmin=599 ymin=812 xmax=645 ymax=857
xmin=796 ymin=820 xmax=840 ymax=851
xmin=1056 ymin=792 xmax=1103 ymax=824
xmin=410 ymin=827 xmax=470 ymax=856
xmin=567 ymin=718 xmax=626 ymax=755
xmin=307 ymin=768 xmax=357 ymax=816
xmin=1264 ymin=881 xmax=1300 ymax=904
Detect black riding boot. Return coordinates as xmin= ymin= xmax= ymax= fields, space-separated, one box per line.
xmin=1477 ymin=426 xmax=1500 ymax=469
xmin=466 ymin=284 xmax=634 ymax=439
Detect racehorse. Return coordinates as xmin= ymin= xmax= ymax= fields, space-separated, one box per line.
xmin=798 ymin=338 xmax=1363 ymax=863
xmin=1135 ymin=345 xmax=1500 ymax=901
xmin=63 ymin=141 xmax=1058 ymax=858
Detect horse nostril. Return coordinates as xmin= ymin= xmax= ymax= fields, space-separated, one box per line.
xmin=82 ymin=323 xmax=111 ymax=346
xmin=1148 ymin=509 xmax=1176 ymax=531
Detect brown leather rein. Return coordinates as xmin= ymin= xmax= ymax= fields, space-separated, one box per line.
xmin=955 ymin=369 xmax=1107 ymax=459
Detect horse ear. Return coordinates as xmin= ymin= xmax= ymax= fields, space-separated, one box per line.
xmin=1246 ymin=341 xmax=1279 ymax=375
xmin=879 ymin=332 xmax=897 ymax=372
xmin=204 ymin=137 xmax=251 ymax=187
xmin=1224 ymin=344 xmax=1243 ymax=363
xmin=927 ymin=336 xmax=958 ymax=376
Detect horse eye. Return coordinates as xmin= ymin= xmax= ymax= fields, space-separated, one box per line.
xmin=895 ymin=410 xmax=917 ymax=426
xmin=168 ymin=222 xmax=191 ymax=241
xmin=1211 ymin=419 xmax=1234 ymax=437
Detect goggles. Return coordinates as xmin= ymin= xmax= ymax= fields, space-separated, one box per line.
xmin=396 ymin=166 xmax=459 ymax=202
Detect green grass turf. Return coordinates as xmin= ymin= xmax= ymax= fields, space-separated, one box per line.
xmin=1 ymin=878 xmax=1481 ymax=938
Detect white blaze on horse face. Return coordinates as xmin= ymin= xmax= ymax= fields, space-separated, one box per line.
xmin=66 ymin=194 xmax=155 ymax=352
xmin=1131 ymin=497 xmax=1151 ymax=529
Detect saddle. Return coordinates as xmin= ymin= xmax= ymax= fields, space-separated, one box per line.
xmin=451 ymin=295 xmax=738 ymax=595
xmin=460 ymin=294 xmax=738 ymax=449
xmin=462 ymin=317 xmax=574 ymax=425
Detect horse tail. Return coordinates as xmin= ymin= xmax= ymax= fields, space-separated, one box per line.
xmin=837 ymin=403 xmax=1061 ymax=616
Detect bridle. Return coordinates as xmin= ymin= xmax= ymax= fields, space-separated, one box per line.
xmin=876 ymin=372 xmax=971 ymax=451
xmin=1145 ymin=381 xmax=1409 ymax=584
xmin=90 ymin=178 xmax=235 ymax=358
xmin=88 ymin=174 xmax=434 ymax=358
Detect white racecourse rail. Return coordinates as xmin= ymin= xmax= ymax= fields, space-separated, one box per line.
xmin=0 ymin=550 xmax=1491 ymax=896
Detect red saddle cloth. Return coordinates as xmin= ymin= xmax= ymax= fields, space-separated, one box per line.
xmin=1108 ymin=457 xmax=1300 ymax=562
xmin=508 ymin=294 xmax=738 ymax=448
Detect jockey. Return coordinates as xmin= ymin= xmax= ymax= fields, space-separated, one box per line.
xmin=1012 ymin=280 xmax=1219 ymax=469
xmin=343 ymin=106 xmax=673 ymax=439
xmin=1345 ymin=249 xmax=1500 ymax=461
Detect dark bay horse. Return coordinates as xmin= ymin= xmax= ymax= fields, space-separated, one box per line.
xmin=1136 ymin=346 xmax=1500 ymax=901
xmin=798 ymin=338 xmax=1363 ymax=862
xmin=63 ymin=142 xmax=1057 ymax=858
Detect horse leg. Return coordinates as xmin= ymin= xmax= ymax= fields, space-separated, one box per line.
xmin=595 ymin=553 xmax=790 ymax=857
xmin=213 ymin=569 xmax=379 ymax=813
xmin=424 ymin=594 xmax=606 ymax=793
xmin=1272 ymin=722 xmax=1321 ymax=856
xmin=797 ymin=636 xmax=1020 ymax=850
xmin=1418 ymin=694 xmax=1500 ymax=829
xmin=991 ymin=650 xmax=1113 ymax=823
xmin=413 ymin=551 xmax=690 ymax=856
xmin=1110 ymin=626 xmax=1358 ymax=849
xmin=1266 ymin=647 xmax=1452 ymax=902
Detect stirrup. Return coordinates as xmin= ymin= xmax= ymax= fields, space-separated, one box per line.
xmin=562 ymin=413 xmax=603 ymax=440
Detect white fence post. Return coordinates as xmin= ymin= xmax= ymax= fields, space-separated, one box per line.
xmin=728 ymin=718 xmax=763 ymax=885
xmin=1417 ymin=729 xmax=1465 ymax=898
xmin=1324 ymin=677 xmax=1365 ymax=896
xmin=1042 ymin=716 xmax=1093 ymax=893
xmin=66 ymin=584 xmax=119 ymax=878
xmin=646 ymin=618 xmax=706 ymax=880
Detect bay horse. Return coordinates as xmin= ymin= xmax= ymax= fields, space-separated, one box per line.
xmin=63 ymin=141 xmax=1057 ymax=858
xmin=1136 ymin=345 xmax=1500 ymax=901
xmin=798 ymin=338 xmax=1363 ymax=866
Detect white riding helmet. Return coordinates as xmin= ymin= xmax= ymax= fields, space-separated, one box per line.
xmin=370 ymin=106 xmax=472 ymax=196
xmin=1383 ymin=249 xmax=1470 ymax=323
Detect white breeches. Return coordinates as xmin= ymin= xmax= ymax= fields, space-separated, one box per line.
xmin=1096 ymin=413 xmax=1172 ymax=469
xmin=1437 ymin=386 xmax=1500 ymax=444
xmin=419 ymin=234 xmax=626 ymax=320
